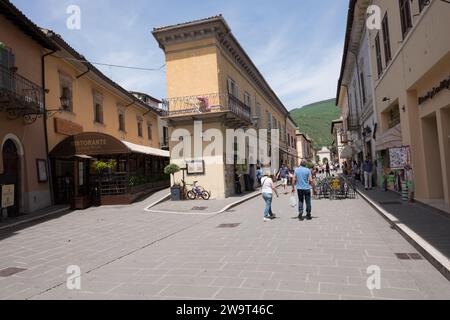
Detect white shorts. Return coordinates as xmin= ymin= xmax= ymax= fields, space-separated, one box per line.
xmin=281 ymin=178 xmax=288 ymax=185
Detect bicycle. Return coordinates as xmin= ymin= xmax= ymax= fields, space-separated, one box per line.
xmin=182 ymin=180 xmax=211 ymax=200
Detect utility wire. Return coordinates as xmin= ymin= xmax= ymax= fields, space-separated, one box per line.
xmin=56 ymin=56 xmax=166 ymax=72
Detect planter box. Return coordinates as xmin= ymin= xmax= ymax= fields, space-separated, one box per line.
xmin=170 ymin=186 xmax=182 ymax=201
xmin=71 ymin=196 xmax=91 ymax=210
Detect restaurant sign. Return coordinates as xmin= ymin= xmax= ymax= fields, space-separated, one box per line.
xmin=418 ymin=75 xmax=450 ymax=105
xmin=49 ymin=132 xmax=129 ymax=158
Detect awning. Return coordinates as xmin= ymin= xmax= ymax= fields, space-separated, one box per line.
xmin=340 ymin=145 xmax=354 ymax=159
xmin=122 ymin=141 xmax=170 ymax=158
xmin=375 ymin=124 xmax=403 ymax=152
xmin=75 ymin=154 xmax=94 ymax=159
xmin=50 ymin=132 xmax=169 ymax=158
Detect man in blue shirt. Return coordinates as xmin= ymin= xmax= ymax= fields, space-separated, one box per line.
xmin=292 ymin=160 xmax=315 ymax=221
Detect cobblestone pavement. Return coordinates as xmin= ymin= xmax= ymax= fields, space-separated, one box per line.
xmin=0 ymin=191 xmax=449 ymax=300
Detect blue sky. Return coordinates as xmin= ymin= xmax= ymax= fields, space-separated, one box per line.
xmin=13 ymin=0 xmax=348 ymax=110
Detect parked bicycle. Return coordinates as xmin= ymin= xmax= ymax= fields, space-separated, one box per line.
xmin=182 ymin=180 xmax=211 ymax=200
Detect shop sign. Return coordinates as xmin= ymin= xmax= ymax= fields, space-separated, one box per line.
xmin=54 ymin=118 xmax=83 ymax=136
xmin=418 ymin=75 xmax=450 ymax=105
xmin=1 ymin=184 xmax=14 ymax=208
xmin=50 ymin=132 xmax=129 ymax=157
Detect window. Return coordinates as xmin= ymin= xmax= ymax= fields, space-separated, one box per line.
xmin=375 ymin=33 xmax=383 ymax=77
xmin=118 ymin=110 xmax=125 ymax=132
xmin=256 ymin=103 xmax=262 ymax=128
xmin=272 ymin=116 xmax=277 ymax=130
xmin=227 ymin=78 xmax=238 ymax=98
xmin=266 ymin=111 xmax=271 ymax=130
xmin=244 ymin=92 xmax=251 ymax=108
xmin=162 ymin=126 xmax=169 ymax=145
xmin=384 ymin=104 xmax=401 ymax=129
xmin=147 ymin=122 xmax=153 ymax=140
xmin=382 ymin=14 xmax=392 ymax=64
xmin=59 ymin=72 xmax=73 ymax=112
xmin=360 ymin=68 xmax=367 ymax=105
xmin=137 ymin=121 xmax=143 ymax=138
xmin=93 ymin=92 xmax=103 ymax=124
xmin=399 ymin=0 xmax=412 ymax=39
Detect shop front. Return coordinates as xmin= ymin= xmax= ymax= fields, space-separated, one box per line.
xmin=49 ymin=132 xmax=170 ymax=209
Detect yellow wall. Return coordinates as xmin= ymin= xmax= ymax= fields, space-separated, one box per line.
xmin=44 ymin=54 xmax=160 ymax=152
xmin=0 ymin=15 xmax=51 ymax=212
xmin=165 ymin=38 xmax=220 ymax=99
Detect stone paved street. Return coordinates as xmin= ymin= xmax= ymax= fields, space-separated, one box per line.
xmin=0 ymin=192 xmax=449 ymax=300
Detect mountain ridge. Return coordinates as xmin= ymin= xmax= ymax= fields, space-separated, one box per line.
xmin=289 ymin=98 xmax=340 ymax=149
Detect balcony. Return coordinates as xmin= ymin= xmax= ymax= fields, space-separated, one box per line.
xmin=0 ymin=65 xmax=44 ymax=123
xmin=162 ymin=93 xmax=252 ymax=127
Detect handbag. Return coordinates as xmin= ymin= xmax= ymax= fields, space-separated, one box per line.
xmin=289 ymin=195 xmax=297 ymax=207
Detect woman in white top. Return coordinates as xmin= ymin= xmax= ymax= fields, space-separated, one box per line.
xmin=261 ymin=170 xmax=279 ymax=222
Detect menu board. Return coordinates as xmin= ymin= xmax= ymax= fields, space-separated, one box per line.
xmin=389 ymin=147 xmax=410 ymax=169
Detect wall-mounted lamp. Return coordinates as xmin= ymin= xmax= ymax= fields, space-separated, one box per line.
xmin=382 ymin=97 xmax=391 ymax=102
xmin=402 ymin=105 xmax=406 ymax=112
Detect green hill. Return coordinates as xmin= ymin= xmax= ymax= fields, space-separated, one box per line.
xmin=290 ymin=98 xmax=340 ymax=149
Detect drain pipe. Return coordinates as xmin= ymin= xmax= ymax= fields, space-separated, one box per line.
xmin=41 ymin=49 xmax=57 ymax=206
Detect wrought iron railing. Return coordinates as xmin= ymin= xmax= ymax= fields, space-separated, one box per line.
xmin=162 ymin=93 xmax=252 ymax=123
xmin=0 ymin=65 xmax=44 ymax=122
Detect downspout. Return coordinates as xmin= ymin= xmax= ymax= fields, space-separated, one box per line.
xmin=42 ymin=49 xmax=57 ymax=206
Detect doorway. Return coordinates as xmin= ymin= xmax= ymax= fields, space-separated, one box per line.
xmin=422 ymin=113 xmax=444 ymax=199
xmin=1 ymin=139 xmax=20 ymax=216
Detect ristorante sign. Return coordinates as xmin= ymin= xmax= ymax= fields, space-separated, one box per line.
xmin=418 ymin=75 xmax=450 ymax=105
xmin=49 ymin=132 xmax=129 ymax=158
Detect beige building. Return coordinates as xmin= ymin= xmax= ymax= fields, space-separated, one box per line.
xmin=331 ymin=118 xmax=347 ymax=166
xmin=153 ymin=15 xmax=296 ymax=199
xmin=296 ymin=130 xmax=313 ymax=162
xmin=367 ymin=0 xmax=450 ymax=209
xmin=0 ymin=1 xmax=56 ymax=216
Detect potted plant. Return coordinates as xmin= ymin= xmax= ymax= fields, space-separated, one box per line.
xmin=164 ymin=163 xmax=182 ymax=201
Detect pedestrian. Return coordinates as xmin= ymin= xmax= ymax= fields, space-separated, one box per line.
xmin=325 ymin=162 xmax=331 ymax=178
xmin=256 ymin=166 xmax=263 ymax=186
xmin=277 ymin=163 xmax=290 ymax=193
xmin=234 ymin=170 xmax=242 ymax=194
xmin=292 ymin=160 xmax=316 ymax=221
xmin=261 ymin=169 xmax=279 ymax=222
xmin=363 ymin=158 xmax=374 ymax=191
xmin=404 ymin=164 xmax=415 ymax=203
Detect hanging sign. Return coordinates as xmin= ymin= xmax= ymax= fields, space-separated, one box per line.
xmin=1 ymin=184 xmax=15 ymax=208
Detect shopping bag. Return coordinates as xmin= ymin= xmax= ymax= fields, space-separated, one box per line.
xmin=289 ymin=195 xmax=297 ymax=207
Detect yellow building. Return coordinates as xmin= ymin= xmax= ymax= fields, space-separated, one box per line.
xmin=368 ymin=0 xmax=450 ymax=210
xmin=296 ymin=130 xmax=313 ymax=163
xmin=42 ymin=30 xmax=169 ymax=207
xmin=152 ymin=15 xmax=296 ymax=199
xmin=0 ymin=1 xmax=56 ymax=216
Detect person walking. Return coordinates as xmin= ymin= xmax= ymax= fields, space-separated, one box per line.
xmin=292 ymin=160 xmax=315 ymax=221
xmin=363 ymin=158 xmax=374 ymax=190
xmin=277 ymin=164 xmax=290 ymax=194
xmin=325 ymin=162 xmax=331 ymax=178
xmin=256 ymin=166 xmax=263 ymax=187
xmin=261 ymin=170 xmax=279 ymax=222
